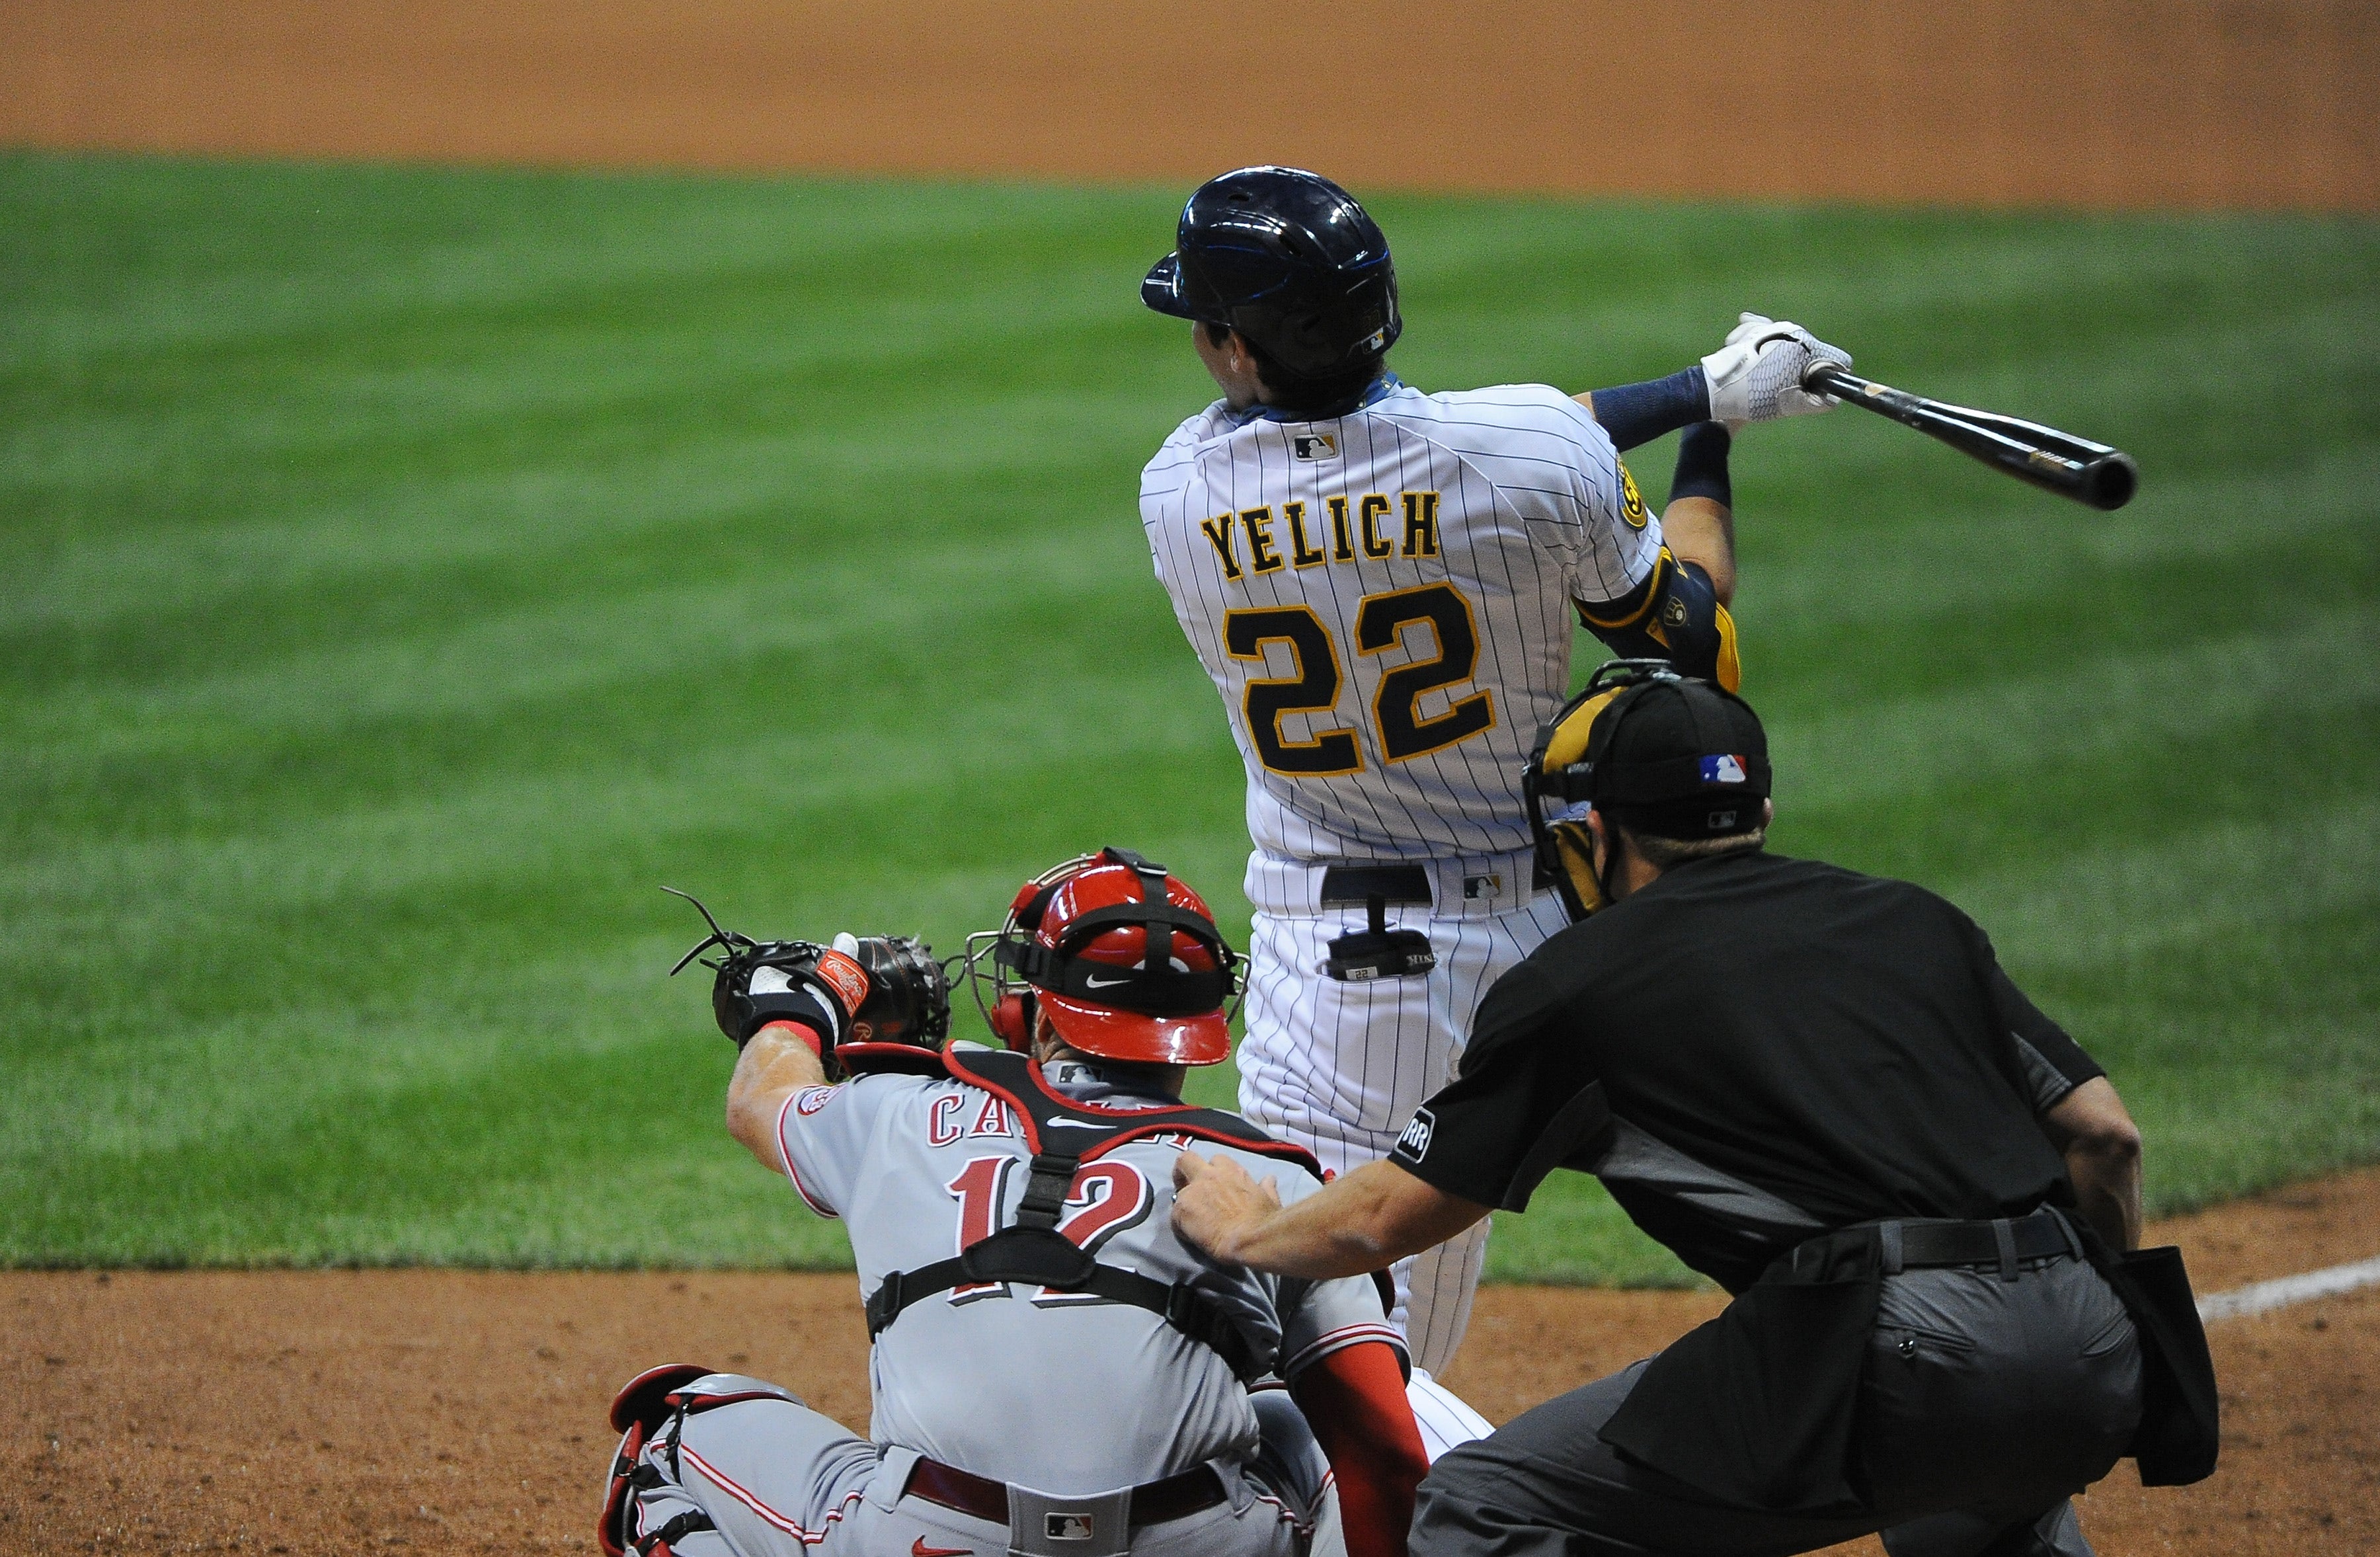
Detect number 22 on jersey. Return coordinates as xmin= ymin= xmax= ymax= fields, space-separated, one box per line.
xmin=943 ymin=1156 xmax=1155 ymax=1306
xmin=1224 ymin=582 xmax=1495 ymax=776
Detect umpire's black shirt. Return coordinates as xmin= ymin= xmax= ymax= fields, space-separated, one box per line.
xmin=1392 ymin=848 xmax=2106 ymax=1293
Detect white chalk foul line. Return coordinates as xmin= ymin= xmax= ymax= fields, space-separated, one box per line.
xmin=2195 ymin=1254 xmax=2380 ymax=1322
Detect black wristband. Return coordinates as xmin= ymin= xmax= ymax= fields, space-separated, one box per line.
xmin=1586 ymin=366 xmax=1711 ymax=453
xmin=1669 ymin=421 xmax=1732 ymax=508
xmin=740 ymin=983 xmax=840 ymax=1051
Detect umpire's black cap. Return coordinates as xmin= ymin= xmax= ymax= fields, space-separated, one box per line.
xmin=1141 ymin=166 xmax=1402 ymax=379
xmin=1589 ymin=677 xmax=1771 ymax=840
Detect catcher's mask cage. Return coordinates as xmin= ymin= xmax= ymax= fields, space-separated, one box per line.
xmin=964 ymin=847 xmax=1243 ymax=1067
xmin=1523 ymin=659 xmax=1772 ymax=921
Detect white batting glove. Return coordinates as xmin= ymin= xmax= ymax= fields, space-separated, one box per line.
xmin=1702 ymin=311 xmax=1852 ymax=428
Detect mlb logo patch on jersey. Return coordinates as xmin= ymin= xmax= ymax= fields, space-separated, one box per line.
xmin=1700 ymin=754 xmax=1749 ymax=784
xmin=1292 ymin=432 xmax=1338 ymax=461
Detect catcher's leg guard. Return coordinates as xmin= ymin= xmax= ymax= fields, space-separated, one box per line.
xmin=600 ymin=1367 xmax=807 ymax=1557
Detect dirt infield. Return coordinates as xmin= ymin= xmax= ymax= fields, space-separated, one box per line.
xmin=9 ymin=1168 xmax=2375 ymax=1556
xmin=2 ymin=0 xmax=2373 ymax=210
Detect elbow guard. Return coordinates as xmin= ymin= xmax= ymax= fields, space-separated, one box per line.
xmin=1575 ymin=547 xmax=1741 ymax=691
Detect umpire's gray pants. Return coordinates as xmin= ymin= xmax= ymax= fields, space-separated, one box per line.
xmin=625 ymin=1375 xmax=1334 ymax=1557
xmin=1411 ymin=1253 xmax=2143 ymax=1557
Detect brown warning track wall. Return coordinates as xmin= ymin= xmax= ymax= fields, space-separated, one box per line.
xmin=2 ymin=0 xmax=2373 ymax=210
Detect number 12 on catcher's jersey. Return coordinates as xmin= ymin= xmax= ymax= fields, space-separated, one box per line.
xmin=945 ymin=1156 xmax=1155 ymax=1306
xmin=1224 ymin=582 xmax=1495 ymax=776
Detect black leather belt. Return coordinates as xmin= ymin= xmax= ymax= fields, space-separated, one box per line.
xmin=902 ymin=1457 xmax=1226 ymax=1527
xmin=1882 ymin=1208 xmax=2079 ymax=1278
xmin=1318 ymin=864 xmax=1431 ymax=907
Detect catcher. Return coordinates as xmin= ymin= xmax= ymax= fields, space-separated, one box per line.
xmin=602 ymin=849 xmax=1429 ymax=1557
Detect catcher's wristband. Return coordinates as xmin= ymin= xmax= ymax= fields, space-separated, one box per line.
xmin=739 ymin=982 xmax=843 ymax=1050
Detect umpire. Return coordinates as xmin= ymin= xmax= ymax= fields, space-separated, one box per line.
xmin=1171 ymin=664 xmax=2217 ymax=1557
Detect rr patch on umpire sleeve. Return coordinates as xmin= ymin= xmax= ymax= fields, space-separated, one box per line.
xmin=1395 ymin=1107 xmax=1436 ymax=1162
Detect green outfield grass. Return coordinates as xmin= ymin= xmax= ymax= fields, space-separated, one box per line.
xmin=3 ymin=151 xmax=2375 ymax=1283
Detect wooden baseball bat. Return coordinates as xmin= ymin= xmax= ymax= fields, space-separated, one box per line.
xmin=1801 ymin=360 xmax=2139 ymax=512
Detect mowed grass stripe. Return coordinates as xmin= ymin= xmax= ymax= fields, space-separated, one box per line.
xmin=2 ymin=151 xmax=2373 ymax=1273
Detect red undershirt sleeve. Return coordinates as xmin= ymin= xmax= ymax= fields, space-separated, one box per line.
xmin=1289 ymin=1339 xmax=1430 ymax=1557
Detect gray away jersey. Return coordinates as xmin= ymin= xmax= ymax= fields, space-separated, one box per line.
xmin=775 ymin=1057 xmax=1405 ymax=1494
xmin=1141 ymin=382 xmax=1661 ymax=862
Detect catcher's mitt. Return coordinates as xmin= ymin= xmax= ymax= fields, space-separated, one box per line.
xmin=665 ymin=890 xmax=951 ymax=1078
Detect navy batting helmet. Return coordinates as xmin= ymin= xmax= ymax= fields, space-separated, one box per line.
xmin=1141 ymin=167 xmax=1402 ymax=379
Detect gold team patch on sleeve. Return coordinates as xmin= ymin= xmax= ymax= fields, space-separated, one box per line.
xmin=1618 ymin=461 xmax=1647 ymax=529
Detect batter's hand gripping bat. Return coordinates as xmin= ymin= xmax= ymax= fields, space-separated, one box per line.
xmin=1801 ymin=360 xmax=2139 ymax=511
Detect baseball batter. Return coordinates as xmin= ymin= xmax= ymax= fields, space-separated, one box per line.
xmin=1136 ymin=167 xmax=1850 ymax=1383
xmin=603 ymin=850 xmax=1429 ymax=1557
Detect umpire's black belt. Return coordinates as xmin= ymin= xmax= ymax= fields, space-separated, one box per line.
xmin=1870 ymin=1207 xmax=2079 ymax=1279
xmin=902 ymin=1456 xmax=1226 ymax=1528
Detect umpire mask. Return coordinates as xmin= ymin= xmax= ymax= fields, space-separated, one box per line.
xmin=1524 ymin=660 xmax=1772 ymax=920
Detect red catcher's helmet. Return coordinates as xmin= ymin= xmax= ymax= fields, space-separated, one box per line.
xmin=971 ymin=848 xmax=1240 ymax=1066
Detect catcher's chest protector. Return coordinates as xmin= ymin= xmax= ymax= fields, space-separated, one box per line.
xmin=863 ymin=1048 xmax=1322 ymax=1384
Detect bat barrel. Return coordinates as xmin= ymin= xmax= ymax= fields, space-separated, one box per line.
xmin=1803 ymin=362 xmax=2137 ymax=512
xmin=2077 ymin=452 xmax=2138 ymax=512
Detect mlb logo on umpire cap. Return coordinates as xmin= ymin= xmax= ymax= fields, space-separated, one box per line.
xmin=1700 ymin=754 xmax=1749 ymax=784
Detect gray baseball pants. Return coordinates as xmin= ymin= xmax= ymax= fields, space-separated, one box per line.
xmin=1411 ymin=1253 xmax=2143 ymax=1557
xmin=624 ymin=1375 xmax=1337 ymax=1557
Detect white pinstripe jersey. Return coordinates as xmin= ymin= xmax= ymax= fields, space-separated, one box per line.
xmin=1141 ymin=379 xmax=1662 ymax=863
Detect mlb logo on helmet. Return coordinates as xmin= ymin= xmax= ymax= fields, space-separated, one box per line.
xmin=1700 ymin=754 xmax=1749 ymax=785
